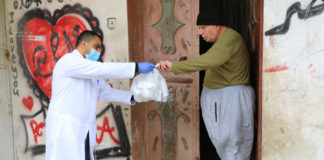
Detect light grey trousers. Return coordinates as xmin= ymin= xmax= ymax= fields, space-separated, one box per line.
xmin=201 ymin=85 xmax=255 ymax=160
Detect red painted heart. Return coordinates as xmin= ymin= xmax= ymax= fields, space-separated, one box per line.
xmin=22 ymin=96 xmax=34 ymax=111
xmin=17 ymin=4 xmax=104 ymax=101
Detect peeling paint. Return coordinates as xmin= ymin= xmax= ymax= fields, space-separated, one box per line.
xmin=5 ymin=50 xmax=10 ymax=60
xmin=152 ymin=136 xmax=159 ymax=151
xmin=181 ymin=137 xmax=188 ymax=150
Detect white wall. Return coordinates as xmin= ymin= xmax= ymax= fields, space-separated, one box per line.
xmin=0 ymin=0 xmax=14 ymax=159
xmin=263 ymin=0 xmax=324 ymax=159
xmin=2 ymin=0 xmax=132 ymax=159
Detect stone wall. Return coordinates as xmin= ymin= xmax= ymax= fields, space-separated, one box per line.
xmin=0 ymin=0 xmax=14 ymax=159
xmin=263 ymin=0 xmax=324 ymax=159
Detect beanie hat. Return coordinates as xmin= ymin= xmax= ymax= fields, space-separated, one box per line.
xmin=196 ymin=8 xmax=224 ymax=25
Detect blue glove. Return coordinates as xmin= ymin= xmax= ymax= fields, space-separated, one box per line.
xmin=137 ymin=62 xmax=155 ymax=73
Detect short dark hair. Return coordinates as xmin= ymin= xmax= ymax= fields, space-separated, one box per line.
xmin=75 ymin=30 xmax=102 ymax=47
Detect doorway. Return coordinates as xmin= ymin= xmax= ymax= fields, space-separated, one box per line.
xmin=199 ymin=0 xmax=263 ymax=160
xmin=127 ymin=0 xmax=263 ymax=159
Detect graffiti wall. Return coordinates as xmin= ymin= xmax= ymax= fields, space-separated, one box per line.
xmin=3 ymin=0 xmax=132 ymax=159
xmin=263 ymin=0 xmax=324 ymax=159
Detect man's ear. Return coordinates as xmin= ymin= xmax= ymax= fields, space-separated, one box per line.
xmin=78 ymin=41 xmax=88 ymax=55
xmin=81 ymin=41 xmax=87 ymax=50
xmin=215 ymin=25 xmax=221 ymax=31
xmin=83 ymin=41 xmax=90 ymax=53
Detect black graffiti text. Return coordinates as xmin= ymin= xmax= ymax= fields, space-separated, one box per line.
xmin=265 ymin=0 xmax=324 ymax=36
xmin=13 ymin=0 xmax=64 ymax=10
xmin=9 ymin=12 xmax=19 ymax=96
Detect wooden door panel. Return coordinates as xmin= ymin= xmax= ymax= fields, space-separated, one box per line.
xmin=128 ymin=0 xmax=199 ymax=160
xmin=246 ymin=0 xmax=263 ymax=159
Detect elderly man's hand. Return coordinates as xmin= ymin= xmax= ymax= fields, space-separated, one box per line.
xmin=157 ymin=60 xmax=172 ymax=72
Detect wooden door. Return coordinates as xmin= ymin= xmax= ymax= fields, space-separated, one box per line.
xmin=128 ymin=0 xmax=200 ymax=160
xmin=246 ymin=0 xmax=264 ymax=159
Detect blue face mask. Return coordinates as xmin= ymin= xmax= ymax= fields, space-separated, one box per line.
xmin=85 ymin=49 xmax=100 ymax=61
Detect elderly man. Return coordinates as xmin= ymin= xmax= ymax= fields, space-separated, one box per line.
xmin=158 ymin=8 xmax=255 ymax=160
xmin=46 ymin=30 xmax=155 ymax=160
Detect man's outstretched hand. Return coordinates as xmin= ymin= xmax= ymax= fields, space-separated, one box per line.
xmin=157 ymin=60 xmax=172 ymax=72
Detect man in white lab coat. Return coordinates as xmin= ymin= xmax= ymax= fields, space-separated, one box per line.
xmin=45 ymin=30 xmax=155 ymax=160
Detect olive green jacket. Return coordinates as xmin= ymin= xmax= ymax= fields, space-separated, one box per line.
xmin=172 ymin=28 xmax=250 ymax=89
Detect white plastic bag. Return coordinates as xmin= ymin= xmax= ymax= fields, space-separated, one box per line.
xmin=131 ymin=69 xmax=168 ymax=102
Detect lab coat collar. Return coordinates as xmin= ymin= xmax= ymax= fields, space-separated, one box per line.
xmin=72 ymin=49 xmax=85 ymax=58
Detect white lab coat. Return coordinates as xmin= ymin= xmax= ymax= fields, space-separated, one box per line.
xmin=45 ymin=49 xmax=135 ymax=160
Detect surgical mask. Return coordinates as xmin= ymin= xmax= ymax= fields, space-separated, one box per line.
xmin=85 ymin=49 xmax=100 ymax=61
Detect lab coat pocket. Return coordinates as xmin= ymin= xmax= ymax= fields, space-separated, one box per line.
xmin=57 ymin=115 xmax=81 ymax=142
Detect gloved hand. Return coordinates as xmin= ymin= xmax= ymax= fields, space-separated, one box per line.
xmin=137 ymin=62 xmax=155 ymax=73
